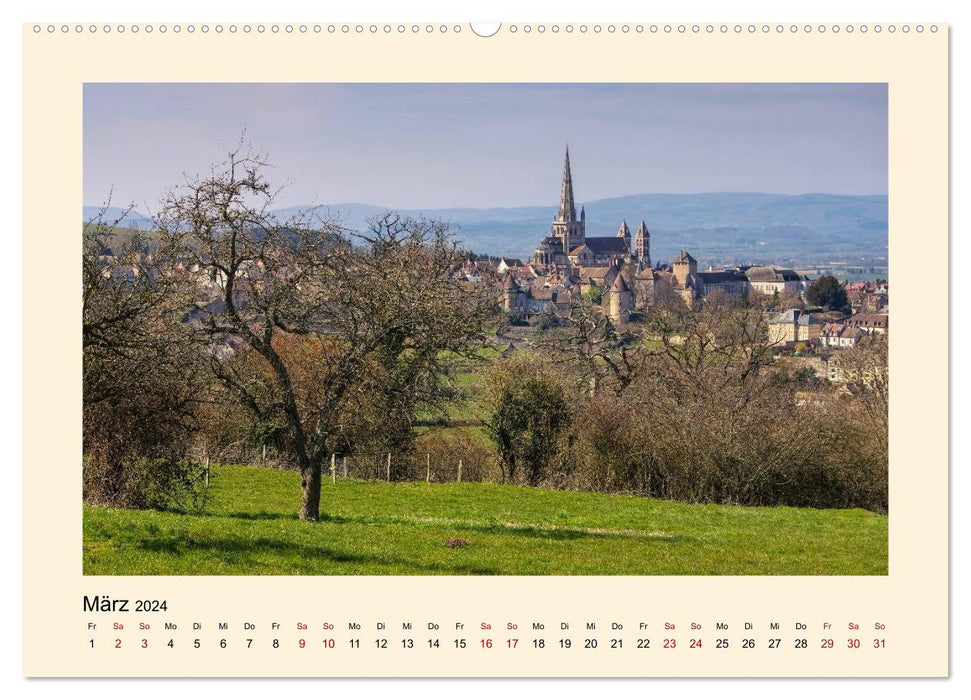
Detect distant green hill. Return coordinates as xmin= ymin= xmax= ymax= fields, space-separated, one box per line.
xmin=85 ymin=191 xmax=887 ymax=267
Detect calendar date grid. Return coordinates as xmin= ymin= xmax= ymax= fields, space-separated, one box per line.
xmin=87 ymin=617 xmax=889 ymax=656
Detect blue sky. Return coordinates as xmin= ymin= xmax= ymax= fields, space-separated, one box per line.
xmin=84 ymin=83 xmax=887 ymax=210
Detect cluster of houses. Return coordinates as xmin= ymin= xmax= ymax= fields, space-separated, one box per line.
xmin=767 ymin=309 xmax=889 ymax=349
xmin=484 ymin=148 xmax=890 ymax=339
xmin=493 ymin=250 xmax=836 ymax=327
xmin=844 ymin=280 xmax=889 ymax=314
xmin=467 ymin=147 xmax=891 ymax=390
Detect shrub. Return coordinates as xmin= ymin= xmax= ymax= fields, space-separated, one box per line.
xmin=486 ymin=356 xmax=572 ymax=486
xmin=413 ymin=430 xmax=497 ymax=482
xmin=83 ymin=455 xmax=209 ymax=513
xmin=560 ymin=345 xmax=886 ymax=512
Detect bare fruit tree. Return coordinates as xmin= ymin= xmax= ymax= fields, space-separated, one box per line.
xmin=157 ymin=148 xmax=492 ymax=521
xmin=543 ymin=296 xmax=646 ymax=398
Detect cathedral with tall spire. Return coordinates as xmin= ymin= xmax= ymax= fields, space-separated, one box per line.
xmin=507 ymin=147 xmax=812 ymax=321
xmin=532 ymin=146 xmax=651 ymax=269
xmin=549 ymin=146 xmax=586 ymax=254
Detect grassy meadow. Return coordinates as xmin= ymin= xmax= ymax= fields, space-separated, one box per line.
xmin=83 ymin=465 xmax=887 ymax=576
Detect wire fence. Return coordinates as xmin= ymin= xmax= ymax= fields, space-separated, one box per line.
xmin=193 ymin=443 xmax=490 ymax=484
xmin=323 ymin=452 xmax=488 ymax=483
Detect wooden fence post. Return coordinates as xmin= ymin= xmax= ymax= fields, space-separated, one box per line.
xmin=262 ymin=444 xmax=266 ymax=467
xmin=386 ymin=453 xmax=391 ymax=482
xmin=457 ymin=459 xmax=463 ymax=483
xmin=426 ymin=453 xmax=431 ymax=483
xmin=331 ymin=453 xmax=336 ymax=484
xmin=204 ymin=454 xmax=210 ymax=487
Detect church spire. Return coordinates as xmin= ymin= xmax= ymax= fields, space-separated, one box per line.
xmin=557 ymin=145 xmax=577 ymax=222
xmin=550 ymin=145 xmax=585 ymax=254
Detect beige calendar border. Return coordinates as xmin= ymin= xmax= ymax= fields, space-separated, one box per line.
xmin=22 ymin=23 xmax=948 ymax=677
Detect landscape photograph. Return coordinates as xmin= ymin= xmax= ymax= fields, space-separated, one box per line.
xmin=82 ymin=83 xmax=889 ymax=575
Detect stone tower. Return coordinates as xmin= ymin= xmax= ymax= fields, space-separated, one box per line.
xmin=673 ymin=250 xmax=698 ymax=287
xmin=502 ymin=274 xmax=521 ymax=313
xmin=606 ymin=271 xmax=632 ymax=324
xmin=551 ymin=146 xmax=586 ymax=254
xmin=616 ymin=219 xmax=631 ymax=252
xmin=635 ymin=220 xmax=651 ymax=267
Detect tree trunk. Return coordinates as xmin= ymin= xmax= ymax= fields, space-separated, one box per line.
xmin=299 ymin=463 xmax=322 ymax=522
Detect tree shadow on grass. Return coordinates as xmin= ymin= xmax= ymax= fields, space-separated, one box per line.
xmin=217 ymin=510 xmax=691 ymax=543
xmin=221 ymin=511 xmax=300 ymax=521
xmin=450 ymin=522 xmax=689 ymax=543
xmin=135 ymin=533 xmax=501 ymax=575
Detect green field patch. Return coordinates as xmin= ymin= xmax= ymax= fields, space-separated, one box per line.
xmin=83 ymin=465 xmax=887 ymax=576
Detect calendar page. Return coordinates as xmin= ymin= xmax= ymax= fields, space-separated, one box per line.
xmin=22 ymin=20 xmax=947 ymax=678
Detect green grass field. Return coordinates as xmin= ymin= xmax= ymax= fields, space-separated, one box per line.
xmin=83 ymin=465 xmax=887 ymax=576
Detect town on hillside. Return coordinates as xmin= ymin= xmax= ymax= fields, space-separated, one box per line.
xmin=455 ymin=147 xmax=889 ymax=385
